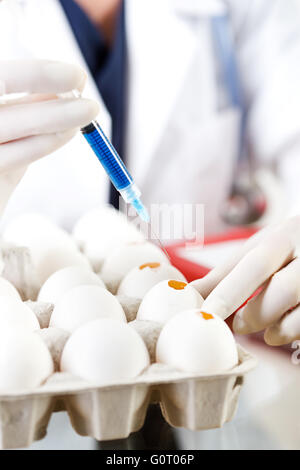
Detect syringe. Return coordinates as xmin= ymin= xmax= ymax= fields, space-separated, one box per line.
xmin=69 ymin=90 xmax=149 ymax=222
xmin=79 ymin=120 xmax=149 ymax=223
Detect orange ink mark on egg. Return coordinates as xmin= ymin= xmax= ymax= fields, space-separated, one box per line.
xmin=168 ymin=280 xmax=187 ymax=290
xmin=200 ymin=311 xmax=214 ymax=320
xmin=139 ymin=262 xmax=161 ymax=270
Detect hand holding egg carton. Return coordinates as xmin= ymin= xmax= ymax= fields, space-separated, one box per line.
xmin=0 ymin=207 xmax=256 ymax=449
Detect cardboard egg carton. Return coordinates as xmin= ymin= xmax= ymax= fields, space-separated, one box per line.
xmin=0 ymin=242 xmax=256 ymax=449
xmin=0 ymin=303 xmax=257 ymax=449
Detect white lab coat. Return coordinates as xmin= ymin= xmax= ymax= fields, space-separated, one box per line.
xmin=1 ymin=0 xmax=300 ymax=236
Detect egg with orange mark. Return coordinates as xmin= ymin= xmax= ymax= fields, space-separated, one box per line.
xmin=137 ymin=279 xmax=203 ymax=324
xmin=117 ymin=262 xmax=187 ymax=300
xmin=156 ymin=309 xmax=238 ymax=374
xmin=101 ymin=242 xmax=170 ymax=293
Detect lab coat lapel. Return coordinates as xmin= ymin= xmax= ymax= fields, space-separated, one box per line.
xmin=125 ymin=0 xmax=198 ymax=182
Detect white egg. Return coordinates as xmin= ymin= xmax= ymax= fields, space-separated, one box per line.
xmin=72 ymin=205 xmax=117 ymax=246
xmin=156 ymin=309 xmax=239 ymax=374
xmin=35 ymin=238 xmax=90 ymax=285
xmin=73 ymin=205 xmax=136 ymax=247
xmin=0 ymin=277 xmax=21 ymax=301
xmin=2 ymin=213 xmax=57 ymax=246
xmin=61 ymin=318 xmax=150 ymax=384
xmin=118 ymin=263 xmax=187 ymax=300
xmin=38 ymin=266 xmax=106 ymax=304
xmin=101 ymin=242 xmax=170 ymax=293
xmin=2 ymin=213 xmax=89 ymax=284
xmin=0 ymin=297 xmax=40 ymax=332
xmin=73 ymin=206 xmax=145 ymax=271
xmin=137 ymin=280 xmax=203 ymax=324
xmin=0 ymin=330 xmax=53 ymax=390
xmin=50 ymin=285 xmax=126 ymax=333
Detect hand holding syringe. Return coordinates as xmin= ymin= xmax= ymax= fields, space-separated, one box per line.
xmin=0 ymin=59 xmax=97 ymax=214
xmin=6 ymin=0 xmax=149 ymax=224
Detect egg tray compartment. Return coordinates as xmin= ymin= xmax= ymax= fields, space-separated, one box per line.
xmin=0 ymin=327 xmax=256 ymax=450
xmin=0 ymin=243 xmax=39 ymax=300
xmin=0 ymin=246 xmax=257 ymax=448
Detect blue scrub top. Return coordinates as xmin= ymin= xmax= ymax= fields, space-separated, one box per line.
xmin=59 ymin=0 xmax=127 ymax=208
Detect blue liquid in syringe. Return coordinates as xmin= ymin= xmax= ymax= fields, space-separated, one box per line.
xmin=81 ymin=121 xmax=149 ymax=222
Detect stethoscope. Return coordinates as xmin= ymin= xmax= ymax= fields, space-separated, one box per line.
xmin=211 ymin=13 xmax=267 ymax=225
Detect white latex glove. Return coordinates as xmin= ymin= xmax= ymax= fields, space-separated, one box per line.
xmin=0 ymin=59 xmax=99 ymax=212
xmin=191 ymin=216 xmax=300 ymax=346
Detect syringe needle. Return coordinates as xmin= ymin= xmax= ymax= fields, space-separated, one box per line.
xmin=150 ymin=227 xmax=170 ymax=262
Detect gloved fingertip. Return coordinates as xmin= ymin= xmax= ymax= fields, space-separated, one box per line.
xmin=190 ymin=279 xmax=214 ymax=300
xmin=189 ymin=279 xmax=200 ymax=288
xmin=201 ymin=297 xmax=229 ymax=320
xmin=263 ymin=327 xmax=281 ymax=346
xmin=264 ymin=325 xmax=290 ymax=346
xmin=44 ymin=62 xmax=88 ymax=93
xmin=77 ymin=98 xmax=99 ymax=126
xmin=232 ymin=310 xmax=251 ymax=334
xmin=76 ymin=67 xmax=87 ymax=93
xmin=189 ymin=279 xmax=205 ymax=297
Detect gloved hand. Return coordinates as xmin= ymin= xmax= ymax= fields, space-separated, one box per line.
xmin=191 ymin=216 xmax=300 ymax=346
xmin=0 ymin=59 xmax=99 ymax=212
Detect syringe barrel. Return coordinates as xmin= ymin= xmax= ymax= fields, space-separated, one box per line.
xmin=81 ymin=119 xmax=149 ymax=222
xmin=81 ymin=121 xmax=133 ymax=190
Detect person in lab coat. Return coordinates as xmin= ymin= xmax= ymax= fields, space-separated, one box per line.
xmin=1 ymin=0 xmax=300 ymax=344
xmin=2 ymin=0 xmax=300 ymax=231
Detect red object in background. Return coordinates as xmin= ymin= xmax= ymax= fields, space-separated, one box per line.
xmin=165 ymin=227 xmax=257 ymax=282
